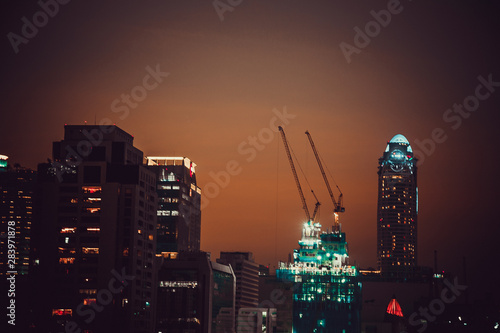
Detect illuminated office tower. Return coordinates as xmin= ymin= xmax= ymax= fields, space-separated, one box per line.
xmin=34 ymin=125 xmax=157 ymax=333
xmin=0 ymin=155 xmax=35 ymax=276
xmin=377 ymin=134 xmax=418 ymax=278
xmin=146 ymin=157 xmax=201 ymax=257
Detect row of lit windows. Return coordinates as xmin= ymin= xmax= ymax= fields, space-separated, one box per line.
xmin=159 ymin=197 xmax=179 ymax=203
xmin=65 ymin=197 xmax=102 ymax=204
xmin=60 ymin=227 xmax=100 ymax=234
xmin=82 ymin=186 xmax=101 ymax=194
xmin=157 ymin=185 xmax=180 ymax=190
xmin=58 ymin=246 xmax=100 ymax=257
xmin=157 ymin=210 xmax=179 ymax=217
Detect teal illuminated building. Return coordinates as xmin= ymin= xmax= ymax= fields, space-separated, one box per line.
xmin=277 ymin=216 xmax=362 ymax=333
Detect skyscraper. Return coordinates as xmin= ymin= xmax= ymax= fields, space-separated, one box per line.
xmin=34 ymin=125 xmax=158 ymax=333
xmin=146 ymin=156 xmax=201 ymax=257
xmin=0 ymin=156 xmax=35 ymax=276
xmin=377 ymin=134 xmax=418 ymax=278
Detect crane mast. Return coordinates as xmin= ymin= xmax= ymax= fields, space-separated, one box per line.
xmin=305 ymin=131 xmax=345 ymax=228
xmin=278 ymin=126 xmax=319 ymax=222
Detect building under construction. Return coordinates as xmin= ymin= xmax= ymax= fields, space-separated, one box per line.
xmin=277 ymin=222 xmax=362 ymax=333
xmin=276 ymin=128 xmax=362 ymax=333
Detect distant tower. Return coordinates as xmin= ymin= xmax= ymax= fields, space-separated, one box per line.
xmin=377 ymin=134 xmax=418 ymax=278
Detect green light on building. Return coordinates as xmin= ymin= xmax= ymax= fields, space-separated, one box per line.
xmin=277 ymin=220 xmax=362 ymax=332
xmin=0 ymin=155 xmax=8 ymax=170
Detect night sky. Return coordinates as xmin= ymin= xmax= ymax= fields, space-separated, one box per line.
xmin=1 ymin=0 xmax=499 ymax=300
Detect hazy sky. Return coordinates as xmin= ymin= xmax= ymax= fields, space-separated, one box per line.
xmin=2 ymin=0 xmax=499 ymax=300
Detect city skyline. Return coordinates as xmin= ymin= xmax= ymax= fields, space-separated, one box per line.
xmin=2 ymin=0 xmax=500 ymax=305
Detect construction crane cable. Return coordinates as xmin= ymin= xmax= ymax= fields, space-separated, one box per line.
xmin=289 ymin=143 xmax=319 ymax=202
xmin=305 ymin=130 xmax=344 ymax=214
xmin=319 ymin=151 xmax=342 ymax=195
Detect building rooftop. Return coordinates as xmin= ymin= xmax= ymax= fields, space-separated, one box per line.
xmin=389 ymin=134 xmax=410 ymax=145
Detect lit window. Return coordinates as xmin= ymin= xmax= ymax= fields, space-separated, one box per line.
xmin=172 ymin=186 xmax=180 ymax=190
xmin=84 ymin=207 xmax=101 ymax=214
xmin=171 ymin=210 xmax=179 ymax=216
xmin=52 ymin=309 xmax=72 ymax=316
xmin=86 ymin=227 xmax=100 ymax=233
xmin=82 ymin=247 xmax=99 ymax=254
xmin=148 ymin=234 xmax=154 ymax=241
xmin=82 ymin=186 xmax=102 ymax=194
xmin=79 ymin=289 xmax=97 ymax=295
xmin=58 ymin=247 xmax=76 ymax=254
xmin=84 ymin=197 xmax=101 ymax=203
xmin=60 ymin=227 xmax=76 ymax=234
xmin=59 ymin=257 xmax=76 ymax=264
xmin=83 ymin=298 xmax=97 ymax=305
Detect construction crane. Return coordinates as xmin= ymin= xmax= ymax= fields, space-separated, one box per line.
xmin=305 ymin=131 xmax=345 ymax=225
xmin=278 ymin=126 xmax=320 ymax=223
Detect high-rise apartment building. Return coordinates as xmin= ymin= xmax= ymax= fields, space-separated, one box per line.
xmin=146 ymin=157 xmax=201 ymax=257
xmin=0 ymin=155 xmax=35 ymax=276
xmin=217 ymin=252 xmax=259 ymax=317
xmin=34 ymin=125 xmax=157 ymax=333
xmin=377 ymin=134 xmax=418 ymax=278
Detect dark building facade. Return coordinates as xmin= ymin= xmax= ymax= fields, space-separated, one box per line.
xmin=258 ymin=275 xmax=293 ymax=333
xmin=33 ymin=125 xmax=158 ymax=333
xmin=217 ymin=252 xmax=259 ymax=316
xmin=0 ymin=156 xmax=35 ymax=276
xmin=146 ymin=157 xmax=201 ymax=257
xmin=156 ymin=251 xmax=235 ymax=333
xmin=377 ymin=134 xmax=418 ymax=278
